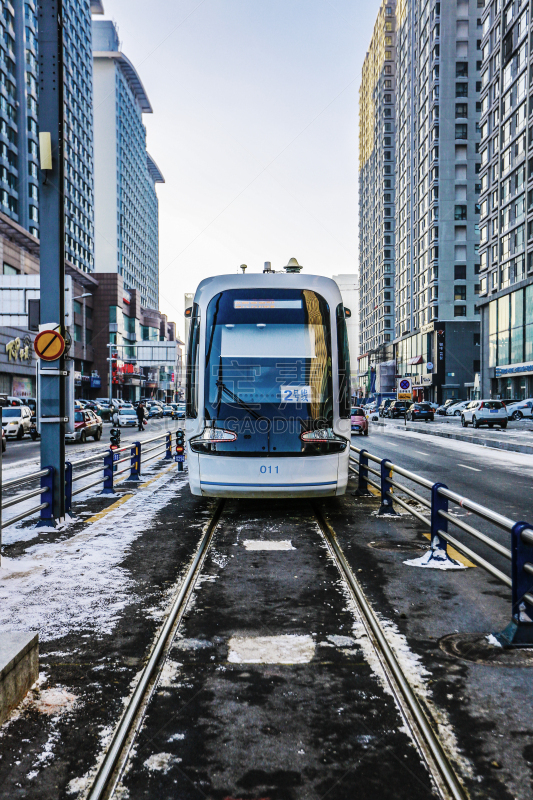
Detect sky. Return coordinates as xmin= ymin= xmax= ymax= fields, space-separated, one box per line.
xmin=100 ymin=0 xmax=381 ymax=339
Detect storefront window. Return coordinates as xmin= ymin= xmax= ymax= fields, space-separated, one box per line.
xmin=526 ymin=285 xmax=533 ymax=361
xmin=497 ymin=295 xmax=510 ymax=365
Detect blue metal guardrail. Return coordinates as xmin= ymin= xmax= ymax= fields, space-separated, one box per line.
xmin=349 ymin=444 xmax=533 ymax=648
xmin=0 ymin=431 xmax=181 ymax=547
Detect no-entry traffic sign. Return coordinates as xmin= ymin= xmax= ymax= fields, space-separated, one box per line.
xmin=34 ymin=329 xmax=66 ymax=362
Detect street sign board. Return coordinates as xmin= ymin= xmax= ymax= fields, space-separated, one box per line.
xmin=34 ymin=329 xmax=66 ymax=362
xmin=397 ymin=377 xmax=413 ymax=400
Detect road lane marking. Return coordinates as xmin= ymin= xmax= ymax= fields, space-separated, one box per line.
xmin=242 ymin=540 xmax=295 ymax=551
xmin=422 ymin=533 xmax=476 ymax=567
xmin=415 ymin=451 xmax=427 ymax=455
xmin=227 ymin=635 xmax=315 ymax=664
xmin=457 ymin=464 xmax=481 ymax=472
xmin=84 ymin=494 xmax=134 ymax=523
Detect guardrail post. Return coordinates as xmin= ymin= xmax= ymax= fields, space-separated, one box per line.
xmin=495 ymin=522 xmax=533 ymax=647
xmin=405 ymin=482 xmax=464 ymax=569
xmin=36 ymin=466 xmax=55 ymax=527
xmin=129 ymin=441 xmax=141 ymax=481
xmin=355 ymin=449 xmax=372 ymax=496
xmin=65 ymin=461 xmax=72 ymax=516
xmin=165 ymin=431 xmax=172 ymax=460
xmin=101 ymin=450 xmax=115 ymax=495
xmin=378 ymin=459 xmax=398 ymax=515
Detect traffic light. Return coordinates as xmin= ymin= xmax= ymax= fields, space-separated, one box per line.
xmin=110 ymin=427 xmax=121 ymax=449
xmin=175 ymin=429 xmax=185 ymax=470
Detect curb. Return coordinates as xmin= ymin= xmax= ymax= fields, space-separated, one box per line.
xmin=370 ymin=420 xmax=533 ymax=455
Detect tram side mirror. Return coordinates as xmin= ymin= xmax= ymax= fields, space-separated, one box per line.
xmin=184 ymin=307 xmax=192 ymax=318
xmin=344 ymin=307 xmax=351 ymax=318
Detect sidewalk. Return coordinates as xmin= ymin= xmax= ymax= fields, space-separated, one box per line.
xmin=372 ymin=416 xmax=533 ymax=454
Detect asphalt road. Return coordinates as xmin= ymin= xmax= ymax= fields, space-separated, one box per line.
xmin=1 ymin=417 xmax=183 ymax=467
xmin=352 ymin=423 xmax=533 ymax=523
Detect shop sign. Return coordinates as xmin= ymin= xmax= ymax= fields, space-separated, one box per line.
xmin=414 ymin=376 xmax=433 ymax=387
xmin=74 ymin=371 xmax=82 ymax=386
xmin=90 ymin=376 xmax=101 ymax=388
xmin=12 ymin=377 xmax=33 ymax=397
xmin=496 ymin=362 xmax=533 ymax=377
xmin=426 ymin=362 xmax=434 ymax=371
xmin=6 ymin=335 xmax=33 ymax=364
xmin=420 ymin=322 xmax=435 ymax=335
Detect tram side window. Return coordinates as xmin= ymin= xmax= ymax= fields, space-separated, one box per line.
xmin=186 ymin=304 xmax=200 ymax=418
xmin=336 ymin=303 xmax=351 ymax=419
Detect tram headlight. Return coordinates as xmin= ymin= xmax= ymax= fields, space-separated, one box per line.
xmin=189 ymin=427 xmax=238 ymax=453
xmin=299 ymin=428 xmax=347 ymax=453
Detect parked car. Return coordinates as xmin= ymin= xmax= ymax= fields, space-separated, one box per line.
xmin=406 ymin=402 xmax=434 ymax=422
xmin=172 ymin=403 xmax=186 ymax=420
xmin=66 ymin=409 xmax=103 ymax=443
xmin=378 ymin=399 xmax=393 ymax=417
xmin=350 ymin=406 xmax=369 ymax=436
xmin=2 ymin=405 xmax=32 ymax=439
xmin=435 ymin=399 xmax=460 ymax=415
xmin=506 ymin=399 xmax=533 ymax=420
xmin=461 ymin=399 xmax=507 ymax=429
xmin=386 ymin=400 xmax=409 ymax=419
xmin=2 ymin=426 xmax=6 ymax=452
xmin=446 ymin=400 xmax=470 ymax=416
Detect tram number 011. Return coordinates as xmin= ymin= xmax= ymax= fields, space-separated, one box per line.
xmin=260 ymin=465 xmax=279 ymax=474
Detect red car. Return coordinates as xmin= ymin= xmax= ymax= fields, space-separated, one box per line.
xmin=350 ymin=406 xmax=369 ymax=436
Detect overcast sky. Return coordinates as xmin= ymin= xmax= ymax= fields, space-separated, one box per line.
xmin=100 ymin=0 xmax=381 ymax=339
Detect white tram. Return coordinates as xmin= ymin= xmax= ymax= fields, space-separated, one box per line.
xmin=185 ymin=268 xmax=352 ymax=497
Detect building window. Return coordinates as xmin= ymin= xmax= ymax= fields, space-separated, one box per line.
xmin=454 ymin=305 xmax=467 ymax=316
xmin=454 ymin=286 xmax=467 ymax=300
xmin=456 ymin=82 xmax=468 ymax=97
xmin=73 ymin=300 xmax=82 ymax=315
xmin=74 ymin=323 xmax=82 ymax=342
xmin=3 ymin=263 xmax=18 ymax=275
xmin=456 ymin=63 xmax=468 ymax=77
xmin=455 ymin=103 xmax=468 ymax=117
xmin=454 ymin=264 xmax=467 ymax=280
xmin=455 ymin=124 xmax=468 ymax=139
xmin=454 ymin=205 xmax=467 ymax=220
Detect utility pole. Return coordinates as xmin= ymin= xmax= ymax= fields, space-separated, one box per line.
xmin=38 ymin=0 xmax=66 ymax=522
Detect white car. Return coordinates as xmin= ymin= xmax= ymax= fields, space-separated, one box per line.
xmin=461 ymin=399 xmax=507 ymax=429
xmin=446 ymin=400 xmax=469 ymax=416
xmin=506 ymin=399 xmax=533 ymax=420
xmin=2 ymin=405 xmax=32 ymax=438
xmin=117 ymin=408 xmax=138 ymax=427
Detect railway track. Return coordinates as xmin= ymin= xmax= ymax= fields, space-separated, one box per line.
xmin=84 ymin=499 xmax=467 ymax=800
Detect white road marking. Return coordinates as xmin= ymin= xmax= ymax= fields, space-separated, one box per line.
xmin=227 ymin=634 xmax=315 ymax=664
xmin=415 ymin=451 xmax=427 ymax=455
xmin=458 ymin=464 xmax=481 ymax=472
xmin=242 ymin=540 xmax=295 ymax=551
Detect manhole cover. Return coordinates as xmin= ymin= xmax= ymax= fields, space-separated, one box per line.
xmin=439 ymin=633 xmax=533 ymax=666
xmin=368 ymin=540 xmax=429 ymax=553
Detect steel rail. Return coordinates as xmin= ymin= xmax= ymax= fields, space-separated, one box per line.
xmin=521 ymin=529 xmax=533 ymax=547
xmin=142 ymin=432 xmax=170 ymax=446
xmin=438 ymin=487 xmax=515 ymax=533
xmin=350 ymin=444 xmax=381 ymax=464
xmin=437 ymin=510 xmax=511 ymax=560
xmin=70 ymin=451 xmax=108 ymax=470
xmin=365 ymin=477 xmax=381 ymax=493
xmin=3 ymin=468 xmax=50 ymax=491
xmin=141 ymin=448 xmax=167 ymax=465
xmin=86 ymin=500 xmax=225 ymax=800
xmin=71 ymin=464 xmax=104 ymax=483
xmin=142 ymin=442 xmax=168 ymax=457
xmin=1 ymin=502 xmax=48 ymax=529
xmin=72 ymin=478 xmax=106 ymax=497
xmin=365 ymin=465 xmax=381 ymax=479
xmin=113 ymin=454 xmax=132 ymax=467
xmin=387 ymin=477 xmax=431 ymax=509
xmin=2 ymin=485 xmax=46 ymax=510
xmin=384 ymin=461 xmax=434 ymax=490
xmin=313 ymin=505 xmax=467 ymax=800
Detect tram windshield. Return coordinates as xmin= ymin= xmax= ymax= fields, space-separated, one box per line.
xmin=203 ymin=288 xmax=334 ymax=452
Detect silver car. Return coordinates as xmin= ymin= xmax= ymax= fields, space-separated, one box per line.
xmin=2 ymin=405 xmax=32 ymax=439
xmin=461 ymin=399 xmax=507 ymax=429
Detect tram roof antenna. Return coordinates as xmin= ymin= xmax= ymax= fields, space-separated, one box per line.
xmin=240 ymin=264 xmax=247 ymax=273
xmin=284 ymin=257 xmax=302 ymax=273
xmin=263 ymin=261 xmax=273 ymax=273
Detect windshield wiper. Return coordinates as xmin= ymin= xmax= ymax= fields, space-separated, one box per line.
xmin=216 ymin=380 xmax=267 ymax=422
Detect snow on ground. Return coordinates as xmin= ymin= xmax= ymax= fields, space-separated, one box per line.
xmin=372 ymin=424 xmax=533 ymax=476
xmin=0 ymin=467 xmax=187 ymax=641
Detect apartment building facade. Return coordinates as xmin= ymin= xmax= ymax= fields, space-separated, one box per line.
xmin=477 ymin=0 xmax=533 ymax=400
xmin=359 ymin=0 xmax=397 ymax=364
xmin=92 ymin=19 xmax=163 ymax=310
xmin=391 ymin=0 xmax=483 ymax=403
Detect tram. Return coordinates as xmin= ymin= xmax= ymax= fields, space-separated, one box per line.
xmin=185 ymin=266 xmax=352 ymax=497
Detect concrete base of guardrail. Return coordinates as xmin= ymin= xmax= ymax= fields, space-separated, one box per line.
xmin=371 ymin=420 xmax=533 ymax=455
xmin=0 ymin=632 xmax=38 ymax=725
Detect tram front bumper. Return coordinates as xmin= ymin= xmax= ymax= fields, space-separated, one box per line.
xmin=189 ymin=452 xmax=348 ymax=498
